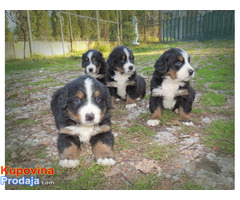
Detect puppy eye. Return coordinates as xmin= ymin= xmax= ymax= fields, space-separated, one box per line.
xmin=175 ymin=61 xmax=183 ymax=67
xmin=95 ymin=97 xmax=101 ymax=103
xmin=74 ymin=98 xmax=81 ymax=104
xmin=85 ymin=58 xmax=89 ymax=61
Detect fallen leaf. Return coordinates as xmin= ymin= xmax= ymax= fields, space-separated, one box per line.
xmin=212 ymin=146 xmax=219 ymax=151
xmin=180 ymin=149 xmax=192 ymax=155
xmin=104 ymin=167 xmax=121 ymax=177
xmin=135 ymin=159 xmax=161 ymax=173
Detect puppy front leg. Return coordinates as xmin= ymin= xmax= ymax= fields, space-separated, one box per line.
xmin=90 ymin=132 xmax=116 ymax=166
xmin=57 ymin=134 xmax=81 ymax=168
xmin=147 ymin=96 xmax=162 ymax=126
xmin=178 ymin=106 xmax=194 ymax=126
xmin=126 ymin=95 xmax=137 ymax=109
xmin=108 ymin=87 xmax=117 ymax=107
xmin=147 ymin=107 xmax=162 ymax=126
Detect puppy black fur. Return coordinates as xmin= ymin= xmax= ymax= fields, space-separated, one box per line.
xmin=51 ymin=75 xmax=115 ymax=168
xmin=147 ymin=48 xmax=196 ymax=126
xmin=106 ymin=46 xmax=146 ymax=107
xmin=82 ymin=49 xmax=107 ymax=84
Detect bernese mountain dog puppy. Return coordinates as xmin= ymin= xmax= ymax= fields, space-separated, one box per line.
xmin=82 ymin=49 xmax=107 ymax=84
xmin=51 ymin=75 xmax=115 ymax=168
xmin=147 ymin=48 xmax=196 ymax=126
xmin=106 ymin=46 xmax=146 ymax=108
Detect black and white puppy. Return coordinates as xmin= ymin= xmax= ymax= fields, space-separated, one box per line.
xmin=147 ymin=48 xmax=196 ymax=126
xmin=82 ymin=49 xmax=107 ymax=84
xmin=106 ymin=46 xmax=146 ymax=108
xmin=51 ymin=75 xmax=115 ymax=168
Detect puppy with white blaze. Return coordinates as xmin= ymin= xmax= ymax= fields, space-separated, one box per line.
xmin=147 ymin=48 xmax=196 ymax=127
xmin=106 ymin=46 xmax=146 ymax=109
xmin=51 ymin=75 xmax=115 ymax=168
xmin=82 ymin=49 xmax=107 ymax=84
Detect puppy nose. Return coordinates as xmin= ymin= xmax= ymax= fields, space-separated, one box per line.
xmin=188 ymin=69 xmax=194 ymax=76
xmin=129 ymin=66 xmax=133 ymax=70
xmin=89 ymin=68 xmax=93 ymax=72
xmin=85 ymin=113 xmax=95 ymax=121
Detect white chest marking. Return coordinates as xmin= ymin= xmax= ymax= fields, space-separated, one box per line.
xmin=63 ymin=125 xmax=95 ymax=143
xmin=113 ymin=71 xmax=129 ymax=99
xmin=153 ymin=77 xmax=184 ymax=109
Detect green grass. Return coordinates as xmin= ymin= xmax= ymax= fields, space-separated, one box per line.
xmin=26 ymin=77 xmax=55 ymax=86
xmin=5 ymin=56 xmax=82 ymax=74
xmin=128 ymin=174 xmax=159 ymax=190
xmin=202 ymin=120 xmax=234 ymax=155
xmin=115 ymin=134 xmax=135 ymax=150
xmin=125 ymin=122 xmax=156 ymax=139
xmin=192 ymin=108 xmax=204 ymax=114
xmin=144 ymin=143 xmax=176 ymax=162
xmin=55 ymin=164 xmax=107 ymax=190
xmin=34 ymin=147 xmax=47 ymax=159
xmin=194 ymin=51 xmax=234 ymax=94
xmin=7 ymin=93 xmax=18 ymax=99
xmin=161 ymin=110 xmax=177 ymax=124
xmin=180 ymin=180 xmax=205 ymax=190
xmin=23 ymin=88 xmax=42 ymax=95
xmin=201 ymin=92 xmax=227 ymax=106
xmin=6 ymin=102 xmax=21 ymax=108
xmin=15 ymin=118 xmax=38 ymax=125
xmin=208 ymin=82 xmax=234 ymax=90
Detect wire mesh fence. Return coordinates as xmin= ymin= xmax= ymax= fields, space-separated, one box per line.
xmin=5 ymin=10 xmax=121 ymax=59
xmin=5 ymin=10 xmax=235 ymax=59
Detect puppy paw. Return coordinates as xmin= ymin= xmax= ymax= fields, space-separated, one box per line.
xmin=96 ymin=158 xmax=116 ymax=166
xmin=115 ymin=98 xmax=121 ymax=102
xmin=182 ymin=121 xmax=194 ymax=126
xmin=59 ymin=159 xmax=79 ymax=168
xmin=147 ymin=119 xmax=160 ymax=126
xmin=126 ymin=103 xmax=137 ymax=109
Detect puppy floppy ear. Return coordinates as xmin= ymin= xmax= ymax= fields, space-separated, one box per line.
xmin=99 ymin=52 xmax=107 ymax=69
xmin=51 ymin=86 xmax=68 ymax=114
xmin=57 ymin=87 xmax=68 ymax=110
xmin=154 ymin=55 xmax=169 ymax=74
xmin=105 ymin=86 xmax=112 ymax=109
xmin=107 ymin=53 xmax=115 ymax=69
xmin=81 ymin=52 xmax=87 ymax=68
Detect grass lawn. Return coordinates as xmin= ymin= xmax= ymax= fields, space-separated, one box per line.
xmin=5 ymin=39 xmax=234 ymax=190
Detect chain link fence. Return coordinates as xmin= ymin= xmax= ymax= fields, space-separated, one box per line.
xmin=5 ymin=10 xmax=121 ymax=59
xmin=5 ymin=10 xmax=234 ymax=59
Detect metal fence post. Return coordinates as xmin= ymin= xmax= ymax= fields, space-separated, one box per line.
xmin=68 ymin=10 xmax=73 ymax=52
xmin=119 ymin=10 xmax=123 ymax=44
xmin=26 ymin=10 xmax=33 ymax=57
xmin=116 ymin=10 xmax=120 ymax=45
xmin=59 ymin=11 xmax=66 ymax=57
xmin=158 ymin=11 xmax=162 ymax=43
xmin=96 ymin=10 xmax=100 ymax=41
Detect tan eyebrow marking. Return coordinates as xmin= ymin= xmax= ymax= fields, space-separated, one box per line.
xmin=178 ymin=55 xmax=184 ymax=62
xmin=76 ymin=91 xmax=84 ymax=99
xmin=94 ymin=90 xmax=100 ymax=97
